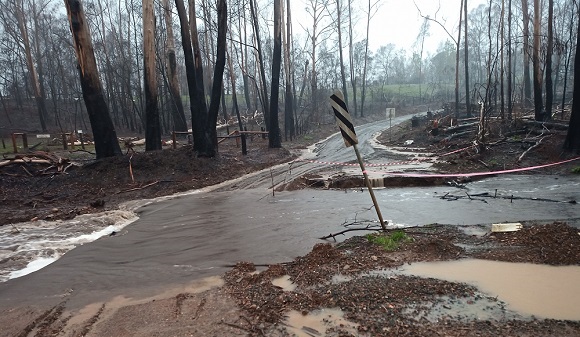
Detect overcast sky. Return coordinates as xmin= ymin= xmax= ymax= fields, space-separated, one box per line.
xmin=291 ymin=0 xmax=488 ymax=55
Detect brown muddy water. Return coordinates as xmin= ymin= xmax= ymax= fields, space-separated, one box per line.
xmin=401 ymin=259 xmax=580 ymax=321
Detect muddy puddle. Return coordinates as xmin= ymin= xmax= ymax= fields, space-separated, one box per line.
xmin=400 ymin=259 xmax=580 ymax=321
xmin=284 ymin=308 xmax=359 ymax=337
xmin=271 ymin=275 xmax=297 ymax=292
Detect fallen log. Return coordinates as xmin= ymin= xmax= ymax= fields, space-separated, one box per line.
xmin=442 ymin=122 xmax=479 ymax=134
xmin=0 ymin=159 xmax=52 ymax=167
xmin=522 ymin=120 xmax=568 ymax=131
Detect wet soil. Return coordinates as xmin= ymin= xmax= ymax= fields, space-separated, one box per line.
xmin=1 ymin=110 xmax=580 ymax=336
xmin=0 ymin=139 xmax=294 ymax=226
xmin=377 ymin=112 xmax=580 ymax=176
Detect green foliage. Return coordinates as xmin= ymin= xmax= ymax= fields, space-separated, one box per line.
xmin=571 ymin=166 xmax=580 ymax=174
xmin=365 ymin=230 xmax=412 ymax=251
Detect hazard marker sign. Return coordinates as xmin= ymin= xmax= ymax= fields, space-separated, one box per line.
xmin=330 ymin=91 xmax=358 ymax=147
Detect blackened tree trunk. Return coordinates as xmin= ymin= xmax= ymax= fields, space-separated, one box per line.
xmin=203 ymin=0 xmax=227 ymax=156
xmin=521 ymin=0 xmax=532 ymax=108
xmin=544 ymin=0 xmax=554 ymax=120
xmin=282 ymin=0 xmax=295 ymax=140
xmin=144 ymin=0 xmax=161 ymax=151
xmin=175 ymin=0 xmax=203 ymax=152
xmin=563 ymin=15 xmax=580 ymax=152
xmin=507 ymin=0 xmax=513 ymax=120
xmin=163 ymin=0 xmax=188 ymax=133
xmin=455 ymin=0 xmax=463 ymax=118
xmin=64 ymin=0 xmax=122 ymax=159
xmin=532 ymin=0 xmax=544 ymax=120
xmin=189 ymin=0 xmax=210 ymax=155
xmin=282 ymin=0 xmax=296 ymax=140
xmin=464 ymin=0 xmax=471 ymax=117
xmin=269 ymin=0 xmax=282 ymax=148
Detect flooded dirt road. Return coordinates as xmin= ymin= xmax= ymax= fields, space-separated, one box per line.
xmin=0 ymin=113 xmax=578 ymax=312
xmin=1 ymin=175 xmax=578 ymax=309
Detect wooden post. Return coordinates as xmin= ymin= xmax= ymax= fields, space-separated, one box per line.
xmin=172 ymin=131 xmax=177 ymax=149
xmin=22 ymin=133 xmax=28 ymax=150
xmin=62 ymin=133 xmax=68 ymax=150
xmin=11 ymin=133 xmax=17 ymax=153
xmin=353 ymin=144 xmax=386 ymax=231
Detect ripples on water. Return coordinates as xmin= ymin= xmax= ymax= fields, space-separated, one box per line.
xmin=0 ymin=210 xmax=138 ymax=282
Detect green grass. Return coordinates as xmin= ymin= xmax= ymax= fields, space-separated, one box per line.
xmin=572 ymin=166 xmax=580 ymax=174
xmin=366 ymin=230 xmax=412 ymax=251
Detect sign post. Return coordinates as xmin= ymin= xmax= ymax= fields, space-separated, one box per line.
xmin=330 ymin=91 xmax=387 ymax=231
xmin=386 ymin=108 xmax=395 ymax=142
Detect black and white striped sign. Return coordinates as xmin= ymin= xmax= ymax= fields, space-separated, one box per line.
xmin=330 ymin=91 xmax=358 ymax=147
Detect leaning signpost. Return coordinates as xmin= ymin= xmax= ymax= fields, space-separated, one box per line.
xmin=330 ymin=91 xmax=387 ymax=231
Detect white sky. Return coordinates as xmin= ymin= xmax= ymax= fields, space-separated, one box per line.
xmin=291 ymin=0 xmax=488 ymax=55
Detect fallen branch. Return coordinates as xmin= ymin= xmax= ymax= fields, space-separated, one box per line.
xmin=517 ymin=136 xmax=547 ymax=162
xmin=116 ymin=181 xmax=159 ymax=194
xmin=319 ymin=226 xmax=382 ymax=241
xmin=0 ymin=159 xmax=51 ymax=167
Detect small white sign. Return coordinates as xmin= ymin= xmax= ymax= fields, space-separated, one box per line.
xmin=36 ymin=134 xmax=51 ymax=139
xmin=77 ymin=130 xmax=83 ymax=134
xmin=386 ymin=108 xmax=396 ymax=119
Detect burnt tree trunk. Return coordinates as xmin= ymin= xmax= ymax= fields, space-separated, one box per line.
xmin=203 ymin=0 xmax=227 ymax=157
xmin=144 ymin=0 xmax=161 ymax=151
xmin=521 ymin=0 xmax=532 ymax=108
xmin=175 ymin=0 xmax=201 ymax=151
xmin=464 ymin=0 xmax=471 ymax=117
xmin=269 ymin=0 xmax=282 ymax=148
xmin=64 ymin=0 xmax=122 ymax=159
xmin=563 ymin=15 xmax=580 ymax=152
xmin=544 ymin=0 xmax=554 ymax=120
xmin=163 ymin=0 xmax=188 ymax=133
xmin=282 ymin=0 xmax=295 ymax=141
xmin=189 ymin=0 xmax=211 ymax=155
xmin=532 ymin=0 xmax=544 ymax=120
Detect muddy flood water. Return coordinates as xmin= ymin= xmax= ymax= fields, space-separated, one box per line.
xmin=401 ymin=259 xmax=580 ymax=321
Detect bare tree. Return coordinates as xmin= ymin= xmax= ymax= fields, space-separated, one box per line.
xmin=15 ymin=0 xmax=48 ymax=132
xmin=269 ymin=0 xmax=282 ymax=148
xmin=282 ymin=0 xmax=295 ymax=140
xmin=64 ymin=0 xmax=122 ymax=158
xmin=359 ymin=0 xmax=380 ymax=117
xmin=335 ymin=0 xmax=349 ymax=108
xmin=249 ymin=0 xmax=270 ymax=123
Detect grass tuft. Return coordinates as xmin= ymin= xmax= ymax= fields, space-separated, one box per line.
xmin=366 ymin=230 xmax=412 ymax=251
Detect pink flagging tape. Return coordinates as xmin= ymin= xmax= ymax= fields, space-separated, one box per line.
xmin=294 ymin=158 xmax=429 ymax=167
xmin=366 ymin=157 xmax=580 ymax=178
xmin=438 ymin=145 xmax=475 ymax=157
